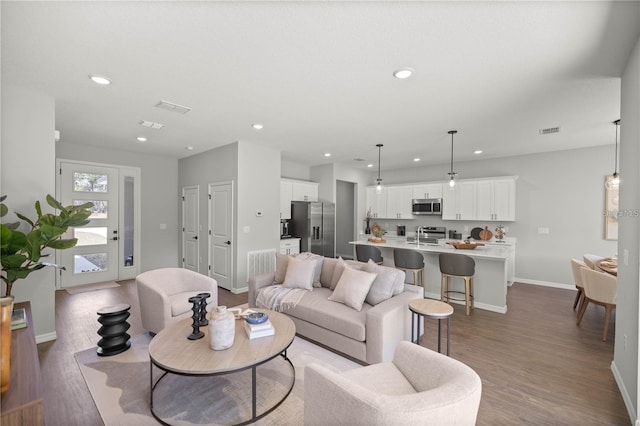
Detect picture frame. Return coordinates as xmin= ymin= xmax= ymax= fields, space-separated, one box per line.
xmin=604 ymin=175 xmax=618 ymax=240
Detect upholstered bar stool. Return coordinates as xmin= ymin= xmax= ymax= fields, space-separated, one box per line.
xmin=439 ymin=253 xmax=476 ymax=316
xmin=393 ymin=248 xmax=425 ymax=288
xmin=356 ymin=245 xmax=383 ymax=264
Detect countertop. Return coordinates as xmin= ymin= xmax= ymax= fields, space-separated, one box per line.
xmin=349 ymin=238 xmax=510 ymax=260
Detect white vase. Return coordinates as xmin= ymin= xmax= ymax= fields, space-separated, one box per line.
xmin=209 ymin=306 xmax=235 ymax=350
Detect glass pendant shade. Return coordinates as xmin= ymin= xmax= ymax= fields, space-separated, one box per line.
xmin=447 ymin=130 xmax=458 ymax=187
xmin=375 ymin=144 xmax=384 ymax=193
xmin=605 ymin=120 xmax=621 ymax=190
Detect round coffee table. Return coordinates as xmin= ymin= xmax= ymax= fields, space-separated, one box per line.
xmin=148 ymin=309 xmax=296 ymax=425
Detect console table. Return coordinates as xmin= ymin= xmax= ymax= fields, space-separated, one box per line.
xmin=0 ymin=301 xmax=44 ymax=426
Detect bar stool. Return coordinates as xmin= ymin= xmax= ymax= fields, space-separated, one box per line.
xmin=393 ymin=248 xmax=425 ymax=288
xmin=408 ymin=299 xmax=454 ymax=355
xmin=356 ymin=245 xmax=383 ymax=264
xmin=439 ymin=253 xmax=476 ymax=316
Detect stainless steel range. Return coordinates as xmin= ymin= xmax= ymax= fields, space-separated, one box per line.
xmin=406 ymin=226 xmax=446 ymax=244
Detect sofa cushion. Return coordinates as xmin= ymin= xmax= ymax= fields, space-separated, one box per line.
xmin=362 ymin=259 xmax=399 ymax=305
xmin=329 ymin=266 xmax=377 ymax=311
xmin=286 ymin=288 xmax=369 ymax=341
xmin=274 ymin=253 xmax=290 ymax=284
xmin=282 ymin=256 xmax=317 ymax=290
xmin=320 ymin=257 xmax=339 ymax=288
xmin=295 ymin=252 xmax=324 ymax=287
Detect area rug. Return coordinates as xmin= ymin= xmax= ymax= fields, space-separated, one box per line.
xmin=65 ymin=281 xmax=120 ymax=295
xmin=75 ymin=334 xmax=360 ymax=425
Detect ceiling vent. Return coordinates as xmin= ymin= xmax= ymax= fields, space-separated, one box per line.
xmin=155 ymin=100 xmax=192 ymax=114
xmin=139 ymin=120 xmax=164 ymax=129
xmin=539 ymin=126 xmax=561 ymax=135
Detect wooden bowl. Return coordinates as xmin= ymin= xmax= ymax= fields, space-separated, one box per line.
xmin=448 ymin=242 xmax=481 ymax=250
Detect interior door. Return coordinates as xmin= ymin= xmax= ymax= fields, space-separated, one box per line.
xmin=182 ymin=186 xmax=200 ymax=272
xmin=58 ymin=163 xmax=119 ymax=287
xmin=209 ymin=182 xmax=233 ymax=291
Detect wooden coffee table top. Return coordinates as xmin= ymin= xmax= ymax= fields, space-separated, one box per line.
xmin=409 ymin=299 xmax=454 ymax=318
xmin=148 ymin=309 xmax=295 ymax=375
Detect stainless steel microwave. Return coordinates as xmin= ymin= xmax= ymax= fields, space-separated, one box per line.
xmin=411 ymin=198 xmax=442 ymax=215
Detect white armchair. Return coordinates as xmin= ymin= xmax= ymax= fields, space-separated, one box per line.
xmin=304 ymin=341 xmax=482 ymax=425
xmin=136 ymin=268 xmax=218 ymax=334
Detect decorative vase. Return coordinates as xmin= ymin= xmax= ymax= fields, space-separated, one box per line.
xmin=0 ymin=296 xmax=14 ymax=395
xmin=365 ymin=219 xmax=371 ymax=234
xmin=209 ymin=306 xmax=235 ymax=350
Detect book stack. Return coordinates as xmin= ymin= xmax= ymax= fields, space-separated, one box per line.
xmin=11 ymin=308 xmax=27 ymax=331
xmin=244 ymin=319 xmax=275 ymax=340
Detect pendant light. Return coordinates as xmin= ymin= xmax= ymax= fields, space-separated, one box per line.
xmin=605 ymin=119 xmax=621 ymax=190
xmin=447 ymin=130 xmax=458 ymax=187
xmin=375 ymin=143 xmax=384 ymax=193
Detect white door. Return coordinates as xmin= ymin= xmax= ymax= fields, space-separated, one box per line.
xmin=209 ymin=182 xmax=233 ymax=291
xmin=182 ymin=186 xmax=200 ymax=272
xmin=58 ymin=163 xmax=119 ymax=287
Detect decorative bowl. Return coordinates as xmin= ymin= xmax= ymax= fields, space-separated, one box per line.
xmin=245 ymin=312 xmax=268 ymax=324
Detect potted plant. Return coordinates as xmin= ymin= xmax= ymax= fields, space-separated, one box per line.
xmin=0 ymin=194 xmax=93 ymax=393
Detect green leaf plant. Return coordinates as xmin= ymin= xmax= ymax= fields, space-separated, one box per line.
xmin=0 ymin=195 xmax=93 ymax=297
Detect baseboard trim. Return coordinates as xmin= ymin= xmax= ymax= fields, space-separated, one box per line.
xmin=231 ymin=286 xmax=248 ymax=294
xmin=514 ymin=277 xmax=574 ymax=290
xmin=36 ymin=331 xmax=57 ymax=344
xmin=611 ymin=360 xmax=638 ymax=424
xmin=424 ymin=292 xmax=507 ymax=314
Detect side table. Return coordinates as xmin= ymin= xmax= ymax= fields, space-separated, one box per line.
xmin=97 ymin=304 xmax=131 ymax=356
xmin=409 ymin=299 xmax=454 ymax=355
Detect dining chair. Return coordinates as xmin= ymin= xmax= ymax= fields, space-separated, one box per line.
xmin=570 ymin=259 xmax=588 ymax=310
xmin=577 ymin=267 xmax=617 ymax=341
xmin=583 ymin=253 xmax=605 ymax=272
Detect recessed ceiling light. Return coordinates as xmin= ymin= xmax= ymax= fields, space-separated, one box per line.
xmin=413 ymin=158 xmax=421 ymax=162
xmin=367 ymin=164 xmax=373 ymax=168
xmin=393 ymin=68 xmax=414 ymax=79
xmin=324 ymin=153 xmax=331 ymax=157
xmin=139 ymin=120 xmax=164 ymax=129
xmin=185 ymin=146 xmax=194 ymax=151
xmin=89 ymin=74 xmax=111 ymax=85
xmin=252 ymin=123 xmax=264 ymax=130
xmin=137 ymin=136 xmax=147 ymax=142
xmin=473 ymin=150 xmax=483 ymax=155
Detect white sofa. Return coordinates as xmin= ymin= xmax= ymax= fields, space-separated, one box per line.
xmin=304 ymin=341 xmax=482 ymax=425
xmin=248 ymin=256 xmax=423 ymax=364
xmin=136 ymin=267 xmax=218 ymax=334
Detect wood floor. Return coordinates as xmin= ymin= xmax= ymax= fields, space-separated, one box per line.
xmin=37 ymin=281 xmax=629 ymax=425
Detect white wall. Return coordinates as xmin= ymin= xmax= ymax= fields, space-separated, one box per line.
xmin=1 ymin=86 xmax=57 ymax=341
xmin=55 ymin=142 xmax=180 ymax=272
xmin=281 ymin=158 xmax=312 ymax=181
xmin=613 ymin=35 xmax=639 ymax=425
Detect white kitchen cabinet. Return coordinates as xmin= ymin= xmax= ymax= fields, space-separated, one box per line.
xmin=279 ymin=238 xmax=300 ymax=255
xmin=412 ymin=183 xmax=443 ymax=200
xmin=291 ymin=181 xmax=319 ymax=202
xmin=386 ymin=185 xmax=413 ymax=219
xmin=476 ymin=178 xmax=516 ymax=221
xmin=280 ymin=180 xmax=293 ymax=220
xmin=442 ymin=181 xmax=476 ymax=220
xmin=365 ymin=186 xmax=387 ymax=218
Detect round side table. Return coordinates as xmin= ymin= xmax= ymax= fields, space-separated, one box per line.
xmin=97 ymin=304 xmax=131 ymax=356
xmin=409 ymin=299 xmax=454 ymax=355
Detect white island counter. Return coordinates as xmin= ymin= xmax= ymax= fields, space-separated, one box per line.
xmin=349 ymin=239 xmax=511 ymax=314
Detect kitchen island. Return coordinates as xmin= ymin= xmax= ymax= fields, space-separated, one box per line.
xmin=349 ymin=238 xmax=511 ymax=314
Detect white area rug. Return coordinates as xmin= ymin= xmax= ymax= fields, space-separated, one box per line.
xmin=75 ymin=334 xmax=360 ymax=425
xmin=65 ymin=281 xmax=120 ymax=295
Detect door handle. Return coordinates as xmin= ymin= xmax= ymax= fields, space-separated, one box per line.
xmin=193 ymin=236 xmax=198 ymax=240
xmin=111 ymin=237 xmax=118 ymax=241
xmin=225 ymin=241 xmax=231 ymax=245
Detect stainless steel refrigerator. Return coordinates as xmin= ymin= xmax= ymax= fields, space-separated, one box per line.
xmin=290 ymin=201 xmax=335 ymax=258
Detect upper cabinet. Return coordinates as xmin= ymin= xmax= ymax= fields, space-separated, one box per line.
xmin=412 ymin=183 xmax=443 ymax=200
xmin=442 ymin=181 xmax=477 ymax=221
xmin=280 ymin=180 xmax=293 ymax=220
xmin=280 ymin=179 xmax=319 ymax=220
xmin=386 ymin=185 xmax=413 ymax=219
xmin=476 ymin=178 xmax=516 ymax=221
xmin=291 ymin=181 xmax=319 ymax=202
xmin=365 ymin=186 xmax=387 ymax=218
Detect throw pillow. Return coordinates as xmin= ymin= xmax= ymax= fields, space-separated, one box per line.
xmin=282 ymin=256 xmax=317 ymax=290
xmin=274 ymin=253 xmax=291 ymax=284
xmin=330 ymin=257 xmax=346 ymax=290
xmin=363 ymin=259 xmax=398 ymax=305
xmin=295 ymin=252 xmax=324 ymax=287
xmin=328 ymin=266 xmax=377 ymax=311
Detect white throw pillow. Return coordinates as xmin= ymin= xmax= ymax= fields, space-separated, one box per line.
xmin=295 ymin=252 xmax=324 ymax=287
xmin=282 ymin=257 xmax=317 ymax=290
xmin=363 ymin=259 xmax=398 ymax=305
xmin=328 ymin=266 xmax=377 ymax=311
xmin=274 ymin=253 xmax=291 ymax=284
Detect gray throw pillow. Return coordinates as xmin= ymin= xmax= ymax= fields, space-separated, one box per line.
xmin=363 ymin=259 xmax=399 ymax=305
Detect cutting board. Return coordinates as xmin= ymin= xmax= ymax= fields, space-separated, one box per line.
xmin=479 ymin=226 xmax=493 ymax=241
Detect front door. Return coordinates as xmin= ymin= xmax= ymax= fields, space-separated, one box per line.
xmin=209 ymin=182 xmax=233 ymax=290
xmin=58 ymin=163 xmax=120 ymax=287
xmin=182 ymin=186 xmax=200 ymax=272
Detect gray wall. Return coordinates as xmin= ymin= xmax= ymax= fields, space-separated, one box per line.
xmin=369 ymin=146 xmax=618 ymax=287
xmin=613 ymin=35 xmax=639 ymax=424
xmin=1 ymin=85 xmax=57 ymax=341
xmin=336 ymin=180 xmax=356 ymax=258
xmin=55 ymin=142 xmax=180 ymax=272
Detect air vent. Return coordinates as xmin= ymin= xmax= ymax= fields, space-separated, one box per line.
xmin=155 ymin=100 xmax=192 ymax=114
xmin=539 ymin=126 xmax=561 ymax=135
xmin=139 ymin=120 xmax=164 ymax=129
xmin=353 ymin=158 xmax=366 ymax=162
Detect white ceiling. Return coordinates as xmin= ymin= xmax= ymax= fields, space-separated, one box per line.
xmin=2 ymin=1 xmax=639 ymax=171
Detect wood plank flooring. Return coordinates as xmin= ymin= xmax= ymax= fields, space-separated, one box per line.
xmin=37 ymin=281 xmax=629 ymax=425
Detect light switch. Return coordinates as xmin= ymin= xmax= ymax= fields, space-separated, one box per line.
xmin=243 ymin=226 xmax=250 ymax=233
xmin=537 ymin=227 xmax=549 ymax=234
xmin=160 ymin=223 xmax=167 ymax=230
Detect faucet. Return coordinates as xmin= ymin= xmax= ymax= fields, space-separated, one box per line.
xmin=416 ymin=226 xmax=424 ymax=244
